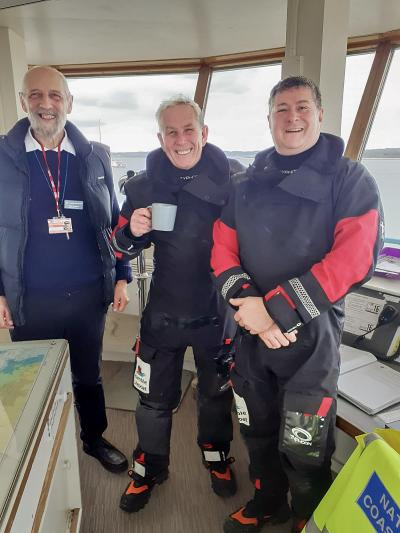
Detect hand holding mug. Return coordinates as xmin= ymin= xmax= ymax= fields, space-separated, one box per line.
xmin=130 ymin=207 xmax=152 ymax=237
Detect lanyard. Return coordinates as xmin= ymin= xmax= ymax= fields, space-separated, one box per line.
xmin=40 ymin=142 xmax=62 ymax=217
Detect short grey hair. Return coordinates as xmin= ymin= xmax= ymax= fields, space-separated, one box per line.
xmin=21 ymin=65 xmax=71 ymax=98
xmin=156 ymin=95 xmax=204 ymax=132
xmin=269 ymin=76 xmax=322 ymax=111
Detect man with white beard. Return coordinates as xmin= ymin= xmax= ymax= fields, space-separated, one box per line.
xmin=0 ymin=66 xmax=132 ymax=473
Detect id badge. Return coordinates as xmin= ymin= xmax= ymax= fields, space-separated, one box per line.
xmin=133 ymin=356 xmax=151 ymax=394
xmin=233 ymin=390 xmax=250 ymax=426
xmin=64 ymin=200 xmax=83 ymax=210
xmin=48 ymin=217 xmax=73 ymax=234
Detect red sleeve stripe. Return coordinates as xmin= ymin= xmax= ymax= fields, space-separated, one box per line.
xmin=111 ymin=214 xmax=129 ymax=240
xmin=211 ymin=219 xmax=241 ymax=276
xmin=311 ymin=209 xmax=379 ymax=303
xmin=110 ymin=215 xmax=129 ymax=259
xmin=317 ymin=397 xmax=333 ymax=417
xmin=264 ymin=285 xmax=296 ymax=309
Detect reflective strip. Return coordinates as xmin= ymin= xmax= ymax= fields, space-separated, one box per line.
xmin=289 ymin=278 xmax=320 ymax=319
xmin=111 ymin=233 xmax=136 ymax=255
xmin=221 ymin=273 xmax=250 ymax=299
xmin=364 ymin=432 xmax=381 ymax=447
xmin=134 ymin=461 xmax=146 ymax=478
xmin=203 ymin=450 xmax=224 ymax=462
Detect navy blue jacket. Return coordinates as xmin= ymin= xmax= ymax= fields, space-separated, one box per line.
xmin=0 ymin=118 xmax=131 ymax=326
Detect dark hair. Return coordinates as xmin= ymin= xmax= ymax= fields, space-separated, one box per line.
xmin=268 ymin=76 xmax=322 ymax=111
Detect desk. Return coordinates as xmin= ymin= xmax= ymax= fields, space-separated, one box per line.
xmin=0 ymin=340 xmax=81 ymax=533
xmin=332 ymin=275 xmax=400 ymax=471
xmin=334 ymin=358 xmax=400 ymax=472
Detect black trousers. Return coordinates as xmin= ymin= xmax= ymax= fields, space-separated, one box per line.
xmin=133 ymin=312 xmax=233 ymax=462
xmin=11 ymin=282 xmax=107 ymax=444
xmin=232 ymin=326 xmax=339 ymax=520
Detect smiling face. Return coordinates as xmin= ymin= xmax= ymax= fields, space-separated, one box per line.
xmin=20 ymin=67 xmax=73 ymax=148
xmin=157 ymin=104 xmax=208 ymax=169
xmin=268 ymin=86 xmax=323 ymax=155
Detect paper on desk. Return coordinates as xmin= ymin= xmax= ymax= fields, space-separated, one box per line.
xmin=378 ymin=407 xmax=400 ymax=424
xmin=376 ymin=256 xmax=400 ymax=275
xmin=338 ymin=362 xmax=400 ymax=414
xmin=376 ymin=260 xmax=400 ymax=275
xmin=339 ymin=344 xmax=376 ymax=375
xmin=344 ymin=292 xmax=383 ymax=338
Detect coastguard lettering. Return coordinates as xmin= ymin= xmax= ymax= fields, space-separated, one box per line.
xmin=357 ymin=472 xmax=400 ymax=532
xmin=381 ymin=494 xmax=400 ymax=529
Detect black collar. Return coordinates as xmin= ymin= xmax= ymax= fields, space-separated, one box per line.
xmin=248 ymin=133 xmax=345 ymax=202
xmin=146 ymin=143 xmax=230 ymax=206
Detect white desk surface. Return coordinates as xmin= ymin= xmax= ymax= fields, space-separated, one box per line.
xmin=365 ymin=276 xmax=400 ymax=297
xmin=337 ymin=276 xmax=400 ymax=435
xmin=337 ymin=349 xmax=400 ymax=433
xmin=337 ymin=396 xmax=387 ymax=434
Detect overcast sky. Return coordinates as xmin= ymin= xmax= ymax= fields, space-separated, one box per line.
xmin=68 ymin=49 xmax=399 ymax=153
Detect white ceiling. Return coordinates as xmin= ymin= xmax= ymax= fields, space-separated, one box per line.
xmin=0 ymin=0 xmax=399 ymax=65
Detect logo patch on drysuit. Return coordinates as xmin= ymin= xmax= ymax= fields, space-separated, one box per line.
xmin=281 ymin=411 xmax=328 ymax=462
xmin=233 ymin=390 xmax=250 ymax=426
xmin=133 ymin=357 xmax=151 ymax=394
xmin=357 ymin=471 xmax=400 ymax=533
xmin=290 ymin=427 xmax=313 ymax=446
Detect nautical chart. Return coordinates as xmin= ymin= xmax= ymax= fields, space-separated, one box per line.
xmin=0 ymin=347 xmax=45 ymax=455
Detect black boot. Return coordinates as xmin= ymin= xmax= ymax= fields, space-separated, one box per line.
xmin=223 ymin=478 xmax=290 ymax=533
xmin=120 ymin=447 xmax=169 ymax=513
xmin=200 ymin=443 xmax=237 ymax=497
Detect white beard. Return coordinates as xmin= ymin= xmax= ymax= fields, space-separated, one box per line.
xmin=28 ymin=111 xmax=66 ymax=143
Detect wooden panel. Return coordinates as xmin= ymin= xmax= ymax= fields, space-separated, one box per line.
xmin=55 ymin=58 xmax=203 ymax=77
xmin=48 ymin=29 xmax=400 ymax=78
xmin=348 ymin=29 xmax=400 ymax=53
xmin=31 ymin=393 xmax=73 ymax=533
xmin=345 ymin=41 xmax=393 ymax=161
xmin=193 ymin=65 xmax=212 ymax=110
xmin=336 ymin=415 xmax=363 ymax=439
xmin=69 ymin=508 xmax=81 ymax=533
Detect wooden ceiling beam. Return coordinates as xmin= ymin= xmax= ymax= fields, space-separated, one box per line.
xmin=52 ymin=29 xmax=400 ymax=78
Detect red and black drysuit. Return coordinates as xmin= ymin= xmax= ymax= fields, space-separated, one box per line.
xmin=111 ymin=143 xmax=237 ymax=477
xmin=211 ymin=133 xmax=383 ymax=520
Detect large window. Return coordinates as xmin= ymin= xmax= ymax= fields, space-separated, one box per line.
xmin=68 ymin=73 xmax=198 ymax=203
xmin=204 ymin=64 xmax=281 ymax=166
xmin=341 ymin=52 xmax=374 ymax=146
xmin=361 ymin=49 xmax=400 ymax=241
